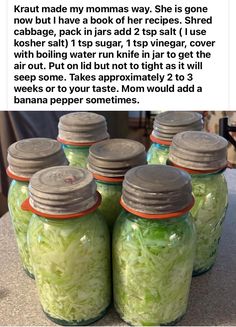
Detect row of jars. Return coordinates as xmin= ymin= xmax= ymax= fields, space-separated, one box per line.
xmin=7 ymin=111 xmax=229 ymax=326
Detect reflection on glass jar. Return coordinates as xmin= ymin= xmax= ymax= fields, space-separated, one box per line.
xmin=147 ymin=143 xmax=170 ymax=165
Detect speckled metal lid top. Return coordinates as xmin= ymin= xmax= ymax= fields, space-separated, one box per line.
xmin=29 ymin=166 xmax=98 ymax=215
xmin=121 ymin=165 xmax=193 ymax=215
xmin=152 ymin=111 xmax=203 ymax=141
xmin=87 ymin=139 xmax=147 ymax=178
xmin=7 ymin=138 xmax=67 ymax=179
xmin=58 ymin=112 xmax=109 ymax=144
xmin=169 ymin=131 xmax=228 ymax=171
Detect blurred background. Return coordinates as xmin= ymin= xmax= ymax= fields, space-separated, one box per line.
xmin=1 ymin=111 xmax=236 ymax=216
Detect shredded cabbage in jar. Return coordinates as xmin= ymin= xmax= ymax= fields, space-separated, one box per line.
xmin=28 ymin=211 xmax=111 ymax=324
xmin=63 ymin=145 xmax=89 ymax=168
xmin=113 ymin=211 xmax=196 ymax=326
xmin=8 ymin=180 xmax=34 ymax=277
xmin=96 ymin=181 xmax=122 ymax=228
xmin=191 ymin=173 xmax=228 ymax=275
xmin=147 ymin=143 xmax=170 ymax=165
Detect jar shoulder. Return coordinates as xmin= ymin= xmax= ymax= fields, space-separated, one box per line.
xmin=191 ymin=173 xmax=228 ymax=196
xmin=29 ymin=210 xmax=109 ymax=240
xmin=114 ymin=211 xmax=195 ymax=248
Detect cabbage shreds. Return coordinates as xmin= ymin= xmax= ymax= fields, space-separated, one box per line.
xmin=147 ymin=144 xmax=170 ymax=165
xmin=8 ymin=180 xmax=34 ymax=277
xmin=28 ymin=212 xmax=111 ymax=324
xmin=96 ymin=181 xmax=122 ymax=229
xmin=63 ymin=145 xmax=89 ymax=168
xmin=191 ymin=173 xmax=228 ymax=275
xmin=113 ymin=211 xmax=196 ymax=326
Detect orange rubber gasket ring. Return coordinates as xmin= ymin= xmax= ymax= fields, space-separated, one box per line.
xmin=21 ymin=192 xmax=102 ymax=219
xmin=6 ymin=167 xmax=30 ymax=182
xmin=93 ymin=173 xmax=124 ymax=183
xmin=57 ymin=137 xmax=108 ymax=147
xmin=150 ymin=134 xmax=172 ymax=146
xmin=120 ymin=196 xmax=195 ymax=219
xmin=168 ymin=161 xmax=228 ymax=175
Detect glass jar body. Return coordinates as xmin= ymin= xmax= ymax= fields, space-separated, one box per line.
xmin=147 ymin=143 xmax=170 ymax=165
xmin=62 ymin=145 xmax=89 ymax=168
xmin=8 ymin=180 xmax=34 ymax=277
xmin=27 ymin=211 xmax=111 ymax=325
xmin=191 ymin=172 xmax=228 ymax=275
xmin=96 ymin=181 xmax=122 ymax=229
xmin=113 ymin=211 xmax=196 ymax=326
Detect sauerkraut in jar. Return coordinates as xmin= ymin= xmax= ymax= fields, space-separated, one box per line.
xmin=169 ymin=131 xmax=228 ymax=275
xmin=7 ymin=138 xmax=66 ymax=278
xmin=88 ymin=139 xmax=146 ymax=229
xmin=113 ymin=165 xmax=196 ymax=326
xmin=25 ymin=167 xmax=111 ymax=325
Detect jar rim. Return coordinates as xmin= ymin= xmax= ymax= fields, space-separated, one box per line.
xmin=21 ymin=191 xmax=102 ymax=219
xmin=120 ymin=196 xmax=195 ymax=220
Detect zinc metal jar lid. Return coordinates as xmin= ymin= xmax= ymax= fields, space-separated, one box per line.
xmin=169 ymin=131 xmax=228 ymax=171
xmin=152 ymin=111 xmax=203 ymax=142
xmin=7 ymin=138 xmax=67 ymax=179
xmin=58 ymin=112 xmax=109 ymax=144
xmin=121 ymin=165 xmax=193 ymax=216
xmin=28 ymin=166 xmax=98 ymax=215
xmin=87 ymin=139 xmax=147 ymax=178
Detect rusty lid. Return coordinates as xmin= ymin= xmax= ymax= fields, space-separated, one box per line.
xmin=7 ymin=138 xmax=67 ymax=179
xmin=87 ymin=139 xmax=147 ymax=178
xmin=152 ymin=111 xmax=203 ymax=141
xmin=58 ymin=112 xmax=109 ymax=144
xmin=121 ymin=165 xmax=193 ymax=215
xmin=169 ymin=131 xmax=228 ymax=171
xmin=29 ymin=166 xmax=98 ymax=215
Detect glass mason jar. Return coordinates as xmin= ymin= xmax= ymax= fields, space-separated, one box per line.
xmin=62 ymin=144 xmax=89 ymax=168
xmin=96 ymin=180 xmax=122 ymax=229
xmin=8 ymin=179 xmax=34 ymax=278
xmin=58 ymin=112 xmax=109 ymax=169
xmin=87 ymin=139 xmax=147 ymax=229
xmin=169 ymin=131 xmax=229 ymax=276
xmin=24 ymin=166 xmax=111 ymax=325
xmin=113 ymin=165 xmax=196 ymax=326
xmin=147 ymin=111 xmax=203 ymax=165
xmin=7 ymin=138 xmax=66 ymax=278
xmin=190 ymin=171 xmax=228 ymax=275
